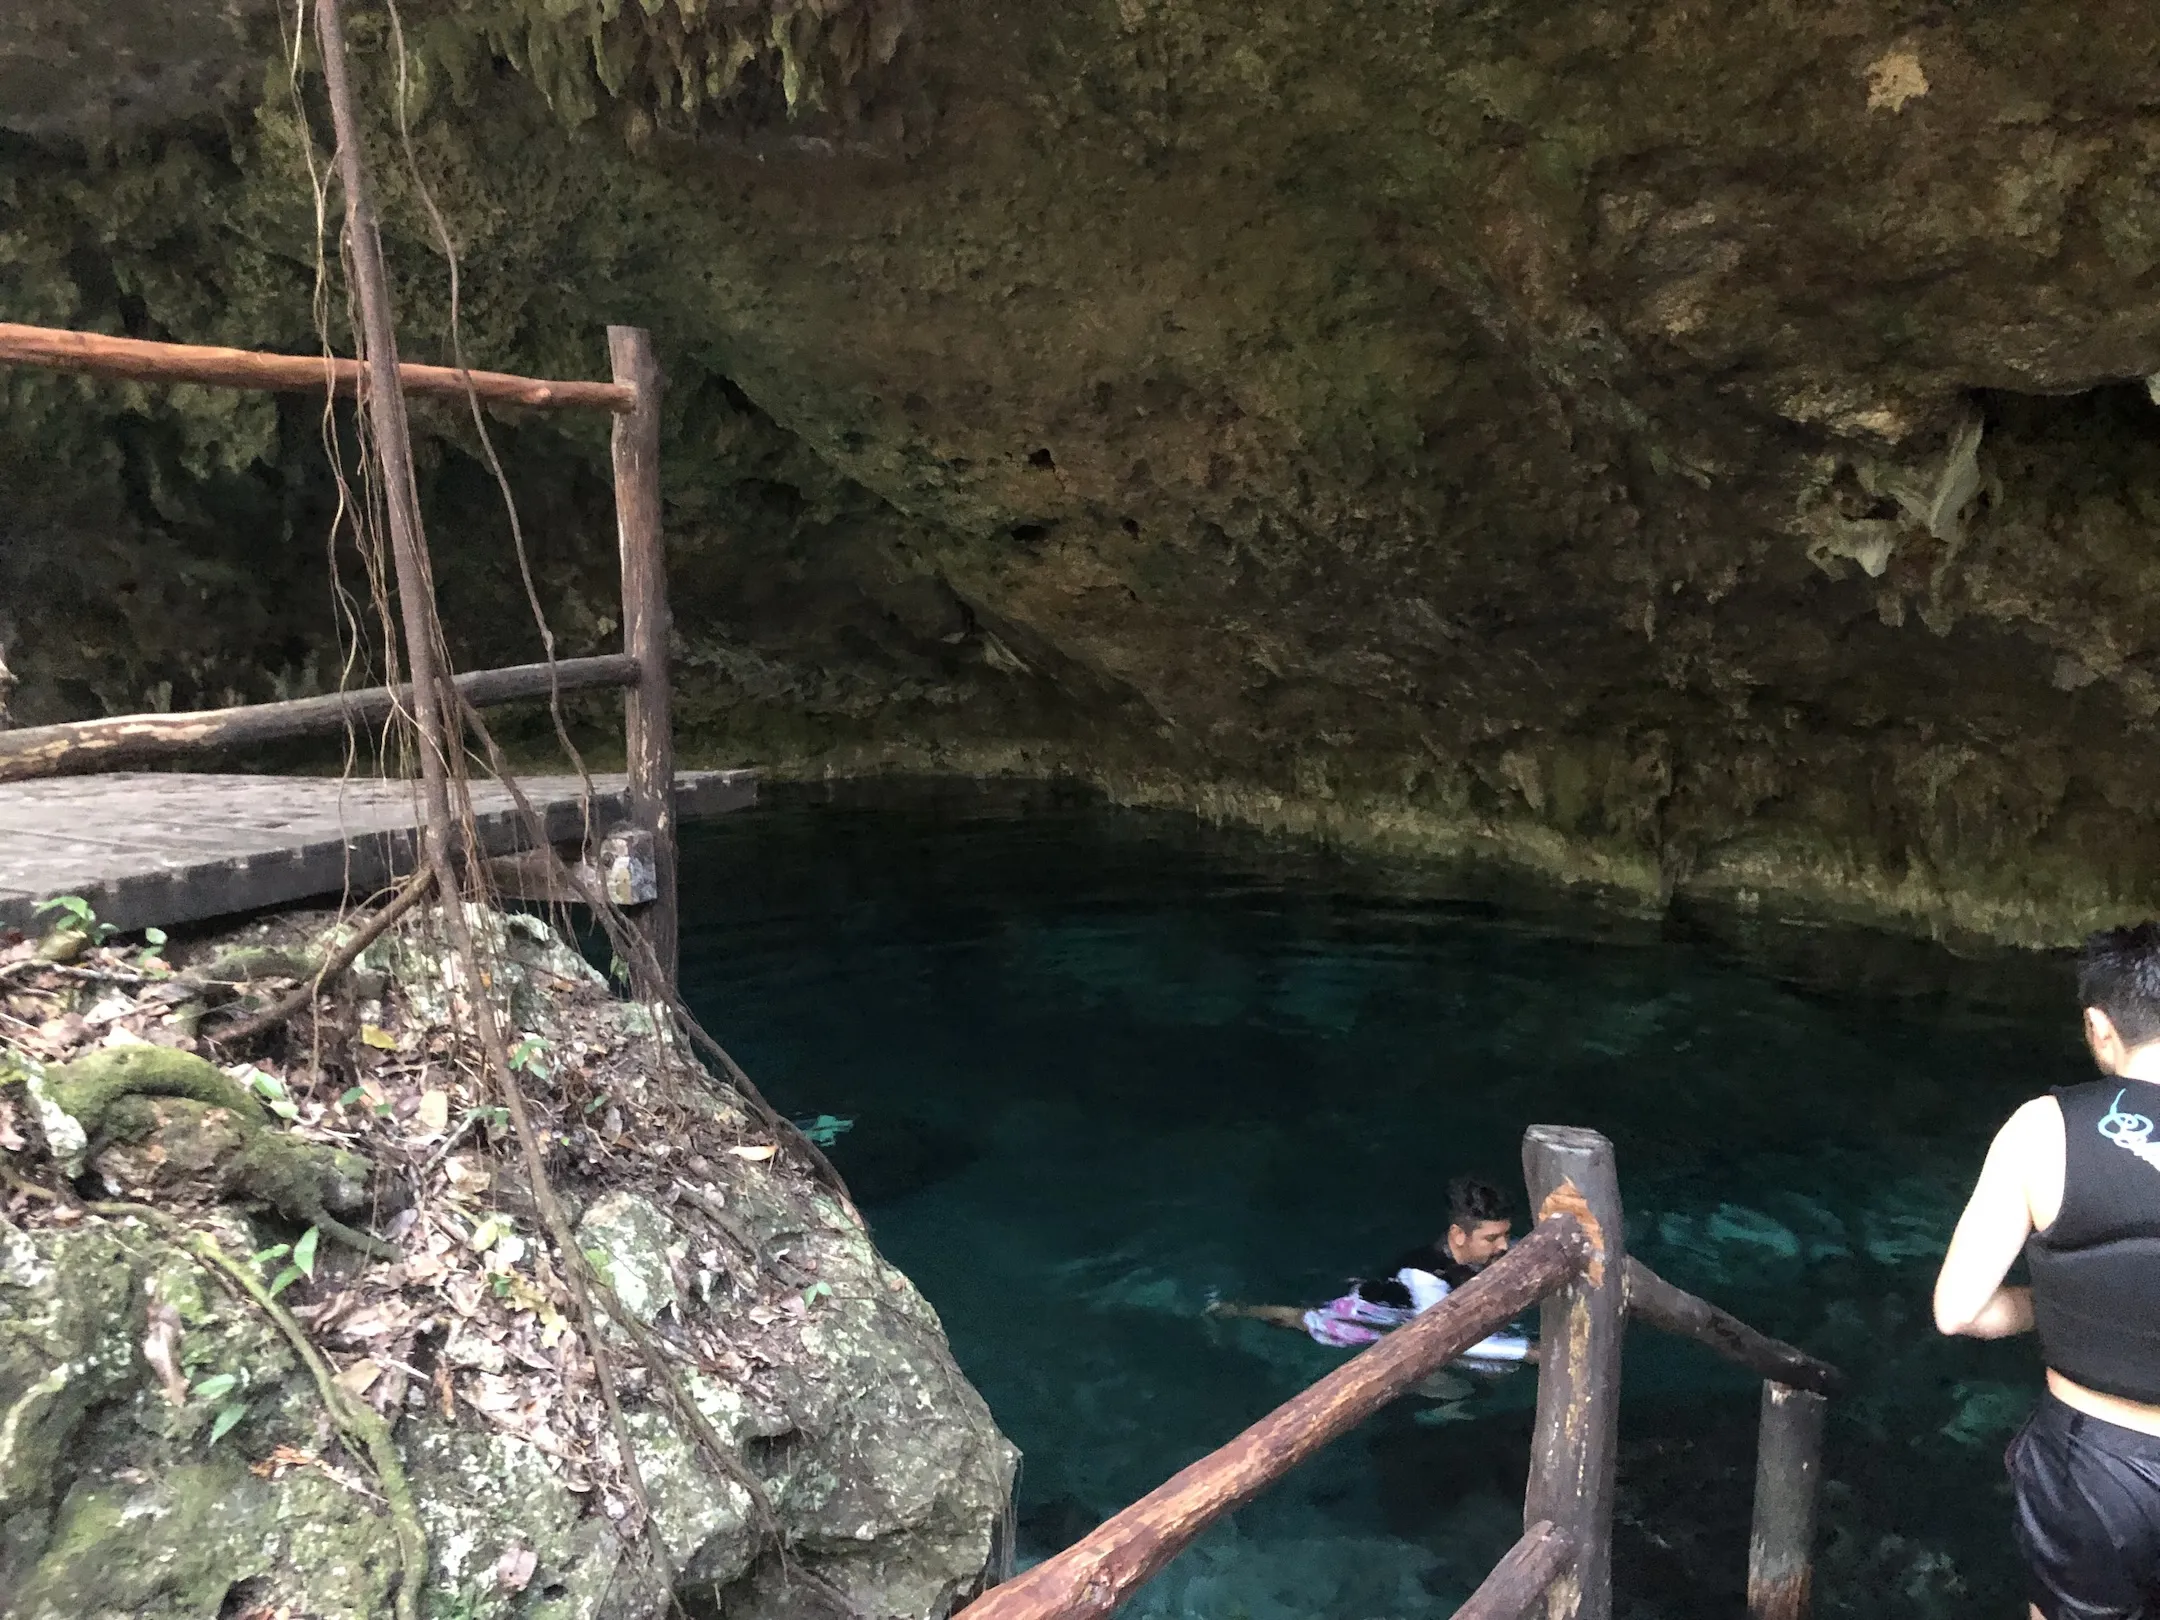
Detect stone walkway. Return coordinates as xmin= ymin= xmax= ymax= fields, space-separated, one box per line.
xmin=0 ymin=770 xmax=755 ymax=935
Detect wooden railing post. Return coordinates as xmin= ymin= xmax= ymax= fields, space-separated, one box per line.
xmin=608 ymin=325 xmax=677 ymax=998
xmin=1521 ymin=1125 xmax=1626 ymax=1620
xmin=1747 ymin=1381 xmax=1826 ymax=1620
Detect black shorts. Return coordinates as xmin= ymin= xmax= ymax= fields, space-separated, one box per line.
xmin=2009 ymin=1391 xmax=2160 ymax=1620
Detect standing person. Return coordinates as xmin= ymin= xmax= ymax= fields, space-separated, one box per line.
xmin=1210 ymin=1174 xmax=1536 ymax=1365
xmin=1936 ymin=923 xmax=2160 ymax=1620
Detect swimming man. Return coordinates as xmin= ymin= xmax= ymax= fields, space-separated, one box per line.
xmin=1210 ymin=1175 xmax=1537 ymax=1364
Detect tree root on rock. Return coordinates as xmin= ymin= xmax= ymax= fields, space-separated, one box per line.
xmin=205 ymin=868 xmax=436 ymax=1048
xmin=188 ymin=1230 xmax=430 ymax=1620
xmin=40 ymin=1046 xmax=394 ymax=1258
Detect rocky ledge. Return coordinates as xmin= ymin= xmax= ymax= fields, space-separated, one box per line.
xmin=9 ymin=0 xmax=2160 ymax=945
xmin=0 ymin=900 xmax=1016 ymax=1620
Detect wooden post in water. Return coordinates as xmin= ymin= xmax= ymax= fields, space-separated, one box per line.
xmin=1521 ymin=1125 xmax=1626 ymax=1620
xmin=608 ymin=325 xmax=677 ymax=997
xmin=1747 ymin=1381 xmax=1827 ymax=1620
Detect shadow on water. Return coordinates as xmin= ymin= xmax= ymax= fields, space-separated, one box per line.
xmin=676 ymin=778 xmax=2079 ymax=1620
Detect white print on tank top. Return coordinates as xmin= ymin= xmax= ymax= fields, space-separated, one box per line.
xmin=2099 ymin=1088 xmax=2160 ymax=1172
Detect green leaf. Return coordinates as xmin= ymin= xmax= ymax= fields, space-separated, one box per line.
xmin=209 ymin=1401 xmax=247 ymax=1445
xmin=251 ymin=1244 xmax=292 ymax=1267
xmin=191 ymin=1372 xmax=239 ymax=1403
xmin=293 ymin=1227 xmax=320 ymax=1280
xmin=340 ymin=1085 xmax=368 ymax=1106
xmin=34 ymin=895 xmax=93 ymax=926
xmin=508 ymin=1035 xmax=552 ymax=1079
xmin=142 ymin=927 xmax=167 ymax=947
xmin=268 ymin=1265 xmax=303 ymax=1298
xmin=802 ymin=1281 xmax=833 ymax=1306
xmin=470 ymin=1214 xmax=510 ymax=1252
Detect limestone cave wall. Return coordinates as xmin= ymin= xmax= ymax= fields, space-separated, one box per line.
xmin=6 ymin=0 xmax=2160 ymax=944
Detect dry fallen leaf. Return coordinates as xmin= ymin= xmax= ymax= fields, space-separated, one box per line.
xmin=727 ymin=1144 xmax=778 ymax=1163
xmin=337 ymin=1301 xmax=416 ymax=1342
xmin=334 ymin=1359 xmax=383 ymax=1400
xmin=360 ymin=1024 xmax=399 ymax=1051
xmin=403 ymin=1252 xmax=451 ymax=1288
xmin=444 ymin=1156 xmax=493 ymax=1195
xmin=494 ymin=1545 xmax=539 ymax=1595
xmin=413 ymin=1090 xmax=450 ymax=1135
xmin=250 ymin=1445 xmax=320 ymax=1480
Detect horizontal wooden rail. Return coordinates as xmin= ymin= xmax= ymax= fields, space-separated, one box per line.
xmin=1454 ymin=1521 xmax=1575 ymax=1620
xmin=0 ymin=655 xmax=639 ymax=782
xmin=956 ymin=1214 xmax=1593 ymax=1620
xmin=0 ymin=323 xmax=636 ymax=413
xmin=1625 ymin=1259 xmax=1844 ymax=1397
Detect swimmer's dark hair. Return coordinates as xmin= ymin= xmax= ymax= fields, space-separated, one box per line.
xmin=2079 ymin=923 xmax=2160 ymax=1046
xmin=1447 ymin=1175 xmax=1512 ymax=1232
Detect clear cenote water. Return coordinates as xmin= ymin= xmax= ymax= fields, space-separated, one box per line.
xmin=676 ymin=782 xmax=2077 ymax=1620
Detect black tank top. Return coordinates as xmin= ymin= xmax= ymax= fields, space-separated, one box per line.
xmin=2028 ymin=1077 xmax=2160 ymax=1403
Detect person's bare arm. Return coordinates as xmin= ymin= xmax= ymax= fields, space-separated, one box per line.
xmin=1206 ymin=1302 xmax=1309 ymax=1331
xmin=1934 ymin=1097 xmax=2056 ymax=1338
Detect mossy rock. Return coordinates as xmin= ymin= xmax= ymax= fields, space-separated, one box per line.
xmin=45 ymin=1047 xmax=269 ymax=1136
xmin=44 ymin=1049 xmax=379 ymax=1244
xmin=0 ymin=1189 xmax=1014 ymax=1620
xmin=193 ymin=944 xmax=320 ymax=986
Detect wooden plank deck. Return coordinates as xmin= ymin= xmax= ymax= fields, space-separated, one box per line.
xmin=0 ymin=770 xmax=755 ymax=935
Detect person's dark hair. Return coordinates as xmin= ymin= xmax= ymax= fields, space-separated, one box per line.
xmin=2078 ymin=924 xmax=2160 ymax=1046
xmin=1447 ymin=1175 xmax=1512 ymax=1232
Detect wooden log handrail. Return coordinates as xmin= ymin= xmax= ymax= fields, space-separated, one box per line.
xmin=1624 ymin=1258 xmax=1845 ymax=1397
xmin=1454 ymin=1522 xmax=1577 ymax=1620
xmin=954 ymin=1213 xmax=1595 ymax=1620
xmin=0 ymin=322 xmax=637 ymax=413
xmin=0 ymin=654 xmax=639 ymax=782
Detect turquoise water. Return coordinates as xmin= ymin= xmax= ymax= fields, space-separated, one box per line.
xmin=677 ymin=783 xmax=2076 ymax=1620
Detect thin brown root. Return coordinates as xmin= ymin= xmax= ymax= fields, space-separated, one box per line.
xmin=453 ymin=696 xmax=854 ymax=1206
xmin=0 ymin=1163 xmax=60 ymax=1202
xmin=206 ymin=867 xmax=437 ymax=1047
xmin=189 ymin=1229 xmax=430 ymax=1620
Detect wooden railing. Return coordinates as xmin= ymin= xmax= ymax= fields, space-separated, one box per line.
xmin=0 ymin=321 xmax=682 ymax=993
xmin=961 ymin=1124 xmax=1843 ymax=1620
